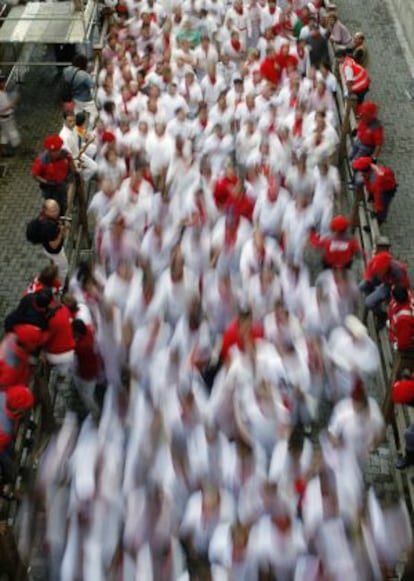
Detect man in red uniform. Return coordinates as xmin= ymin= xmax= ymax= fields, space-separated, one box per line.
xmin=31 ymin=134 xmax=77 ymax=215
xmin=0 ymin=325 xmax=46 ymax=389
xmin=360 ymin=251 xmax=410 ymax=327
xmin=388 ymin=286 xmax=414 ymax=352
xmin=352 ymin=156 xmax=397 ymax=224
xmin=309 ymin=215 xmax=360 ymax=269
xmin=0 ymin=385 xmax=34 ymax=482
xmin=336 ymin=48 xmax=370 ymax=104
xmin=350 ymin=101 xmax=384 ymax=161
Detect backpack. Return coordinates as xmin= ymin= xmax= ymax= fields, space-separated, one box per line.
xmin=60 ymin=67 xmax=80 ymax=103
xmin=380 ymin=166 xmax=398 ymax=193
xmin=26 ymin=216 xmax=46 ymax=245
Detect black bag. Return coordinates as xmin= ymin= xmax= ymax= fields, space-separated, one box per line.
xmin=60 ymin=67 xmax=80 ymax=103
xmin=26 ymin=216 xmax=46 ymax=244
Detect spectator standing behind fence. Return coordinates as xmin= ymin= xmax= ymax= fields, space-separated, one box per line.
xmin=336 ymin=48 xmax=370 ymax=104
xmin=352 ymin=31 xmax=369 ymax=68
xmin=26 ymin=199 xmax=70 ymax=283
xmin=0 ymin=71 xmax=20 ymax=157
xmin=63 ymin=54 xmax=98 ymax=129
xmin=31 ymin=135 xmax=77 ymax=216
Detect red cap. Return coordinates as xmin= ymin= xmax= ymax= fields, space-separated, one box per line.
xmin=6 ymin=385 xmax=34 ymax=412
xmin=14 ymin=324 xmax=45 ymax=351
xmin=102 ymin=130 xmax=116 ymax=144
xmin=330 ymin=215 xmax=351 ymax=233
xmin=371 ymin=251 xmax=392 ymax=275
xmin=357 ymin=101 xmax=378 ymax=119
xmin=352 ymin=157 xmax=372 ymax=171
xmin=44 ymin=134 xmax=63 ymax=151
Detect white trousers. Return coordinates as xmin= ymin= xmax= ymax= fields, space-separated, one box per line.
xmin=42 ymin=246 xmax=69 ymax=283
xmin=0 ymin=116 xmax=20 ymax=147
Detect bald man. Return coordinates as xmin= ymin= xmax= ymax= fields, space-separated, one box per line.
xmin=40 ymin=199 xmax=69 ymax=283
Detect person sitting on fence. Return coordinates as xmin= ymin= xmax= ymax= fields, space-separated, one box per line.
xmin=0 ymin=324 xmax=46 ymax=389
xmin=350 ymin=101 xmax=384 ymax=162
xmin=388 ymin=286 xmax=414 ymax=352
xmin=352 ymin=156 xmax=397 ymax=225
xmin=31 ymin=135 xmax=77 ymax=216
xmin=4 ymin=289 xmax=55 ymax=334
xmin=0 ymin=385 xmax=35 ymax=483
xmin=359 ymin=251 xmax=410 ymax=329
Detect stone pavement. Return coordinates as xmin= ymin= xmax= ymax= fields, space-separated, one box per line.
xmin=0 ymin=60 xmax=61 ymax=326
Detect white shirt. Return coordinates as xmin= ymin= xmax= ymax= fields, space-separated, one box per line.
xmin=328 ymin=397 xmax=385 ymax=462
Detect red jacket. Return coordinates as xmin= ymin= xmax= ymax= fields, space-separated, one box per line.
xmin=32 ymin=150 xmax=73 ymax=183
xmin=356 ymin=118 xmax=384 ymax=148
xmin=388 ymin=293 xmax=414 ymax=351
xmin=362 ymin=164 xmax=397 ymax=213
xmin=0 ymin=392 xmax=14 ymax=451
xmin=45 ymin=304 xmax=75 ymax=355
xmin=310 ymin=231 xmax=360 ymax=268
xmin=364 ymin=256 xmax=410 ymax=288
xmin=392 ymin=379 xmax=414 ymax=404
xmin=221 ymin=318 xmax=264 ymax=362
xmin=0 ymin=335 xmax=31 ymax=388
xmin=259 ymin=57 xmax=281 ymax=86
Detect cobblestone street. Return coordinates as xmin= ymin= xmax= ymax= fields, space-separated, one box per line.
xmin=0 ymin=60 xmax=61 ymax=323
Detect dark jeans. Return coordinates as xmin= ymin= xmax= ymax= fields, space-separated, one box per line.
xmin=359 ymin=279 xmax=390 ymax=311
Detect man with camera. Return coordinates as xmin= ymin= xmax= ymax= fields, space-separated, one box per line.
xmin=38 ymin=199 xmax=70 ymax=284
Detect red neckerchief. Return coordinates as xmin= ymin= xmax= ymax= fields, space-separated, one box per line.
xmin=209 ymin=75 xmax=216 ymax=85
xmin=289 ymin=93 xmax=298 ymax=108
xmin=234 ymin=5 xmax=243 ymax=15
xmin=231 ymin=39 xmax=241 ymax=52
xmin=292 ymin=117 xmax=302 ymax=136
